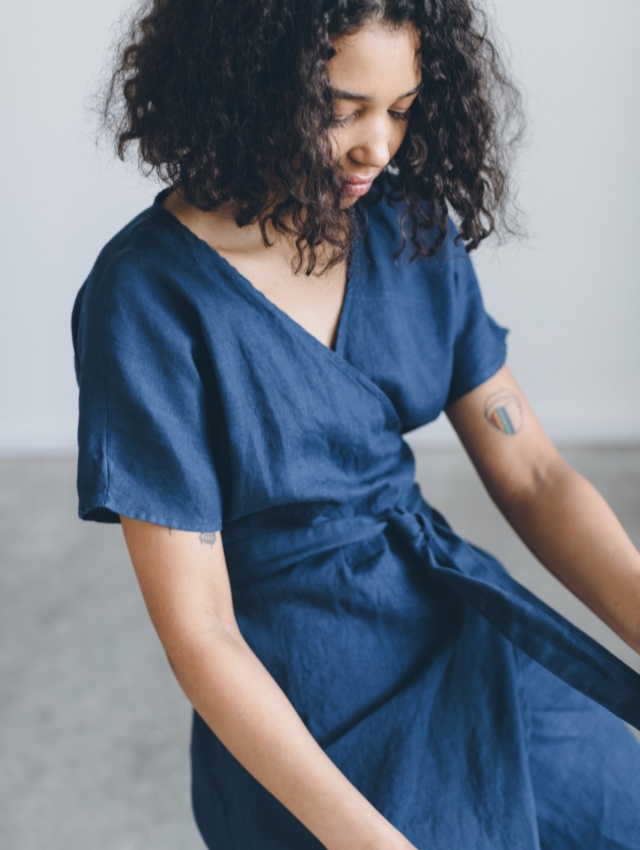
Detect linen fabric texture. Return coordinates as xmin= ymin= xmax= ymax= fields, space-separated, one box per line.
xmin=71 ymin=175 xmax=640 ymax=849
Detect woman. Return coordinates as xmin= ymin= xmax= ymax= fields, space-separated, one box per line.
xmin=71 ymin=1 xmax=640 ymax=848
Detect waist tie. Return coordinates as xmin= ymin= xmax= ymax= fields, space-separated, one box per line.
xmin=225 ymin=503 xmax=640 ymax=729
xmin=386 ymin=504 xmax=640 ymax=732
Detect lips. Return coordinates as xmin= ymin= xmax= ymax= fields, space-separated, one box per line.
xmin=345 ymin=174 xmax=379 ymax=185
xmin=343 ymin=173 xmax=379 ymax=197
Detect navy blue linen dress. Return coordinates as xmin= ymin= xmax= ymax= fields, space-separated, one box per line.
xmin=71 ymin=175 xmax=640 ymax=849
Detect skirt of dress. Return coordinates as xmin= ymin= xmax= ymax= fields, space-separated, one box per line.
xmin=188 ymin=507 xmax=640 ymax=849
xmin=516 ymin=650 xmax=640 ymax=850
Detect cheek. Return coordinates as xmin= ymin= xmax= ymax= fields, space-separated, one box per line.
xmin=328 ymin=130 xmax=349 ymax=163
xmin=391 ymin=123 xmax=410 ymax=156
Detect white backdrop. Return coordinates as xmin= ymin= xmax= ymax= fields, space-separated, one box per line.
xmin=0 ymin=0 xmax=638 ymax=456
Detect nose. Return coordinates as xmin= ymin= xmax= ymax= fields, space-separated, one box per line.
xmin=348 ymin=117 xmax=394 ymax=169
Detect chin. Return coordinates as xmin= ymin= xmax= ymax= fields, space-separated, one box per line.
xmin=340 ymin=194 xmax=360 ymax=209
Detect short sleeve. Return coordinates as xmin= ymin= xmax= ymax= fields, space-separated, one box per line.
xmin=444 ymin=220 xmax=510 ymax=407
xmin=71 ymin=249 xmax=226 ymax=533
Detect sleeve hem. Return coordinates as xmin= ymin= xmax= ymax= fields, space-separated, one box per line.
xmin=78 ymin=495 xmax=223 ymax=534
xmin=445 ymin=330 xmax=509 ymax=408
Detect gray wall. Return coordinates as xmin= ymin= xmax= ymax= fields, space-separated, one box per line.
xmin=1 ymin=0 xmax=638 ymax=455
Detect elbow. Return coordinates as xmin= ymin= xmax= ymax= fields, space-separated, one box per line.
xmin=160 ymin=621 xmax=247 ymax=706
xmin=530 ymin=450 xmax=574 ymax=497
xmin=162 ymin=615 xmax=245 ymax=671
xmin=495 ymin=448 xmax=572 ymax=517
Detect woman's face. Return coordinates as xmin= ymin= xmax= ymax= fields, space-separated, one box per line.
xmin=328 ymin=21 xmax=422 ymax=205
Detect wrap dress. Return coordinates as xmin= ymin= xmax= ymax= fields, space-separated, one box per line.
xmin=71 ymin=175 xmax=640 ymax=849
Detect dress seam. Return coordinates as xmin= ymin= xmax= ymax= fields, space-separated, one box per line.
xmin=99 ymin=274 xmax=112 ymax=509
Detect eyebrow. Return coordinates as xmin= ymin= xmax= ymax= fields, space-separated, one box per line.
xmin=330 ymin=82 xmax=423 ymax=102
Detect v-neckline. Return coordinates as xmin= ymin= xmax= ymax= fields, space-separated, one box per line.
xmin=149 ymin=190 xmax=401 ymax=431
xmin=152 ymin=190 xmax=362 ymax=359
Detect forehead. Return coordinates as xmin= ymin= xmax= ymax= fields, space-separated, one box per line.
xmin=328 ymin=22 xmax=422 ymax=97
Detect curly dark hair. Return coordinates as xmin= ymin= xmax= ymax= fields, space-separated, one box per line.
xmin=95 ymin=0 xmax=527 ymax=273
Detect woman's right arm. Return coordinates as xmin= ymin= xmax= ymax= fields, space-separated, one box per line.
xmin=119 ymin=516 xmax=417 ymax=850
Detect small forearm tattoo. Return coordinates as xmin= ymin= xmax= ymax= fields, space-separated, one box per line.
xmin=199 ymin=531 xmax=218 ymax=547
xmin=484 ymin=389 xmax=523 ymax=435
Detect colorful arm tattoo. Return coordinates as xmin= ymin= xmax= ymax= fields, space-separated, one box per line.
xmin=484 ymin=389 xmax=523 ymax=435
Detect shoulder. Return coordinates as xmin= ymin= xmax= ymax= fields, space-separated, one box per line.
xmin=71 ymin=196 xmax=205 ymax=369
xmin=87 ymin=199 xmax=197 ymax=300
xmin=73 ymin=194 xmax=210 ymax=319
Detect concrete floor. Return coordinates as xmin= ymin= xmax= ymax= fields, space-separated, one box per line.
xmin=1 ymin=444 xmax=639 ymax=850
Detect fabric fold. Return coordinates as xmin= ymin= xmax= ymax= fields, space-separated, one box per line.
xmin=227 ymin=499 xmax=640 ymax=731
xmin=387 ymin=504 xmax=640 ymax=731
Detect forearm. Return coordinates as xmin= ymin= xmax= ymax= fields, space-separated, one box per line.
xmin=165 ymin=622 xmax=414 ymax=850
xmin=497 ymin=456 xmax=640 ymax=655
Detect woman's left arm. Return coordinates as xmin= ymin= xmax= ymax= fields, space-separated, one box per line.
xmin=445 ymin=363 xmax=640 ymax=656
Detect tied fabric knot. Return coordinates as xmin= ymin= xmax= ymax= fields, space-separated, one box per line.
xmin=395 ymin=508 xmax=640 ymax=732
xmin=225 ymin=498 xmax=640 ymax=730
xmin=379 ymin=505 xmax=432 ymax=548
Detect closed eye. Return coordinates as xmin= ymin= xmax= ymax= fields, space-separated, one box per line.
xmin=330 ymin=112 xmax=358 ymax=128
xmin=331 ymin=108 xmax=412 ymax=128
